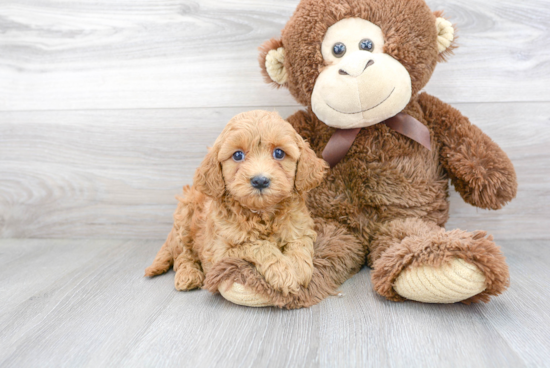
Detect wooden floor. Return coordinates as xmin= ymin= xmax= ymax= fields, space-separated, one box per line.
xmin=0 ymin=239 xmax=549 ymax=367
xmin=1 ymin=0 xmax=550 ymax=367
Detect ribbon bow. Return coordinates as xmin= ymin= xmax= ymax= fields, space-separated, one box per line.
xmin=322 ymin=113 xmax=431 ymax=168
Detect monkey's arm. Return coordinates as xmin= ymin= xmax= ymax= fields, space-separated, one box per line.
xmin=286 ymin=109 xmax=320 ymax=144
xmin=418 ymin=92 xmax=517 ymax=210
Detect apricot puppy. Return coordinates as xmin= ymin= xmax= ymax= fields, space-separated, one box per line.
xmin=145 ymin=110 xmax=328 ymax=296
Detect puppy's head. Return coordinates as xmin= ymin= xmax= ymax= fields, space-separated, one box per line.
xmin=194 ymin=110 xmax=328 ymax=210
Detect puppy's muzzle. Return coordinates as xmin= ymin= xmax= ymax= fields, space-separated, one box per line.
xmin=251 ymin=175 xmax=270 ymax=190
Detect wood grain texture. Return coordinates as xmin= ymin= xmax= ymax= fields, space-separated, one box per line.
xmin=0 ymin=238 xmax=548 ymax=367
xmin=1 ymin=103 xmax=548 ymax=239
xmin=0 ymin=0 xmax=549 ymax=111
xmin=1 ymin=2 xmax=548 ymax=366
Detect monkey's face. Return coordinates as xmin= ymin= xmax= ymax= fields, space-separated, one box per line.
xmin=311 ymin=18 xmax=412 ymax=129
xmin=259 ymin=0 xmax=456 ymax=127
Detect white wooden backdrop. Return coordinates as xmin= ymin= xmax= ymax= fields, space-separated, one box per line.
xmin=1 ymin=0 xmax=549 ymax=240
xmin=1 ymin=2 xmax=550 ymax=367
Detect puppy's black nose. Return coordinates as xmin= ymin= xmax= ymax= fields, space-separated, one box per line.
xmin=251 ymin=176 xmax=270 ymax=190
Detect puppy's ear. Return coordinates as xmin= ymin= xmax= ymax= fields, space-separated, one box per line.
xmin=295 ymin=135 xmax=328 ymax=193
xmin=259 ymin=38 xmax=288 ymax=88
xmin=193 ymin=146 xmax=225 ymax=199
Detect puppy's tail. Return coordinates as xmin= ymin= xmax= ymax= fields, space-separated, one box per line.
xmin=145 ymin=228 xmax=176 ymax=277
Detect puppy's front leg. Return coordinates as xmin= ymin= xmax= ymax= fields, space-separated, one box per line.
xmin=283 ymin=232 xmax=315 ymax=288
xmin=173 ymin=247 xmax=205 ymax=291
xmin=229 ymin=241 xmax=300 ymax=296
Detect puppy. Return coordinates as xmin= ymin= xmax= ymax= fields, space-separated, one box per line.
xmin=145 ymin=110 xmax=328 ymax=295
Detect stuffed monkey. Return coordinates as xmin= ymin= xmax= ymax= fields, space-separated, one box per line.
xmin=204 ymin=0 xmax=517 ymax=308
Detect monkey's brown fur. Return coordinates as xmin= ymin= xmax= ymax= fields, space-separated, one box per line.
xmin=145 ymin=111 xmax=329 ymax=296
xmin=204 ymin=0 xmax=517 ymax=307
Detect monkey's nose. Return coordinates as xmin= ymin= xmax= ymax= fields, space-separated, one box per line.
xmin=251 ymin=176 xmax=270 ymax=190
xmin=339 ymin=59 xmax=375 ymax=77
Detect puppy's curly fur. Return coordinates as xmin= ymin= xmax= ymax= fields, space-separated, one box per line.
xmin=145 ymin=111 xmax=328 ymax=296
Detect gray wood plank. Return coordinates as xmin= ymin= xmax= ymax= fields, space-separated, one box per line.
xmin=0 ymin=106 xmax=297 ymax=239
xmin=0 ymin=239 xmax=177 ymax=367
xmin=1 ymin=103 xmax=548 ymax=240
xmin=1 ymin=238 xmax=549 ymax=367
xmin=0 ymin=239 xmax=115 ymax=311
xmin=0 ymin=0 xmax=549 ymax=111
xmin=0 ymin=239 xmax=133 ymax=360
xmin=473 ymin=242 xmax=550 ymax=368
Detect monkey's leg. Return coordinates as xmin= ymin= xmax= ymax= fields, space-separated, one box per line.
xmin=203 ymin=219 xmax=366 ymax=309
xmin=369 ymin=218 xmax=509 ymax=304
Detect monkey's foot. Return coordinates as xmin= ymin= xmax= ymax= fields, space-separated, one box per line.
xmin=393 ymin=258 xmax=486 ymax=303
xmin=219 ymin=280 xmax=274 ymax=308
xmin=372 ymin=224 xmax=509 ymax=304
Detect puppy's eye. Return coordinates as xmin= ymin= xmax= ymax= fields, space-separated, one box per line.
xmin=332 ymin=42 xmax=346 ymax=58
xmin=232 ymin=151 xmax=245 ymax=162
xmin=273 ymin=148 xmax=285 ymax=160
xmin=359 ymin=39 xmax=374 ymax=52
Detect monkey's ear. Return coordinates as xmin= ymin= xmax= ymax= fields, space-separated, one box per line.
xmin=193 ymin=146 xmax=225 ymax=199
xmin=259 ymin=38 xmax=288 ymax=87
xmin=295 ymin=134 xmax=328 ymax=194
xmin=434 ymin=12 xmax=457 ymax=61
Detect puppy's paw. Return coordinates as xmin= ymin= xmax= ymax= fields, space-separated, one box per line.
xmin=174 ymin=267 xmax=205 ymax=291
xmin=294 ymin=260 xmax=314 ymax=288
xmin=262 ymin=263 xmax=301 ymax=296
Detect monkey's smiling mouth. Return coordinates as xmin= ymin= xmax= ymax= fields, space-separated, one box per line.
xmin=326 ymin=87 xmax=395 ymax=115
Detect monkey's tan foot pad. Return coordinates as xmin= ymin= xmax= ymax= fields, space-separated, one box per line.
xmin=219 ymin=280 xmax=274 ymax=307
xmin=393 ymin=258 xmax=486 ymax=303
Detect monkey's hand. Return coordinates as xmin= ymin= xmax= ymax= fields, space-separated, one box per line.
xmin=443 ymin=137 xmax=517 ymax=210
xmin=420 ymin=92 xmax=517 ymax=210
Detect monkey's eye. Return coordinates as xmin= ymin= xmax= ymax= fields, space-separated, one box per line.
xmin=359 ymin=39 xmax=374 ymax=52
xmin=273 ymin=148 xmax=285 ymax=160
xmin=332 ymin=42 xmax=347 ymax=58
xmin=232 ymin=151 xmax=245 ymax=162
